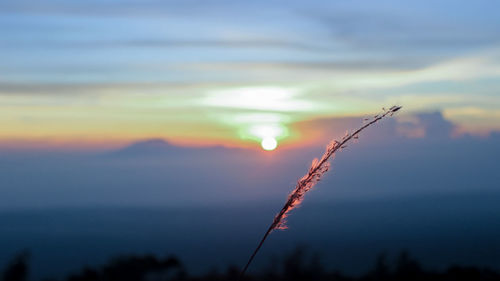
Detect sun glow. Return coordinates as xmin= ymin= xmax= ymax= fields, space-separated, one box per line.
xmin=261 ymin=137 xmax=278 ymax=151
xmin=202 ymin=87 xmax=316 ymax=112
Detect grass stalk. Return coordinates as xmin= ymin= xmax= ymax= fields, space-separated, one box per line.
xmin=238 ymin=105 xmax=402 ymax=280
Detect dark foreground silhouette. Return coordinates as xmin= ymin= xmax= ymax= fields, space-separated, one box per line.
xmin=2 ymin=248 xmax=500 ymax=281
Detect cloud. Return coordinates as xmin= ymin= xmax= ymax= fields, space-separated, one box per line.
xmin=292 ymin=111 xmax=458 ymax=146
xmin=1 ymin=0 xmax=499 ymax=147
xmin=306 ymin=4 xmax=500 ymax=53
xmin=396 ymin=112 xmax=455 ymax=139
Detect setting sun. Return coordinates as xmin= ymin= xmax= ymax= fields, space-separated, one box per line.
xmin=261 ymin=137 xmax=278 ymax=151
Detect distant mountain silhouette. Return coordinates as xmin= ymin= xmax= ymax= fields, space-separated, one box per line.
xmin=111 ymin=139 xmax=183 ymax=157
xmin=106 ymin=138 xmax=247 ymax=159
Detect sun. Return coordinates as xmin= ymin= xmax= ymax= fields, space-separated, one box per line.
xmin=261 ymin=137 xmax=278 ymax=151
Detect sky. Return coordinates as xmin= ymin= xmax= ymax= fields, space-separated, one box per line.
xmin=1 ymin=0 xmax=500 ymax=150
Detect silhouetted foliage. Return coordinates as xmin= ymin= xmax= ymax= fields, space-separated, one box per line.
xmin=2 ymin=251 xmax=29 ymax=281
xmin=394 ymin=250 xmax=423 ymax=281
xmin=2 ymin=248 xmax=500 ymax=281
xmin=64 ymin=255 xmax=184 ymax=281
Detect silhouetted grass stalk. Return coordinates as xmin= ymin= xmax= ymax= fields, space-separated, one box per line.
xmin=239 ymin=106 xmax=402 ymax=280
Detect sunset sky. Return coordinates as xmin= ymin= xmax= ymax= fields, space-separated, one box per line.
xmin=2 ymin=0 xmax=500 ymax=150
xmin=2 ymin=2 xmax=500 ymax=279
